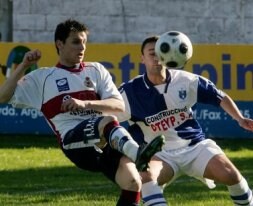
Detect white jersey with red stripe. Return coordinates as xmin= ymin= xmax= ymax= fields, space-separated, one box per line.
xmin=118 ymin=69 xmax=225 ymax=150
xmin=9 ymin=62 xmax=122 ymax=142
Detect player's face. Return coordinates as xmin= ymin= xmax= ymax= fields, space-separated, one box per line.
xmin=141 ymin=42 xmax=164 ymax=74
xmin=57 ymin=31 xmax=87 ymax=66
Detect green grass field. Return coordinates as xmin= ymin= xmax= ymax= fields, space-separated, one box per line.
xmin=0 ymin=135 xmax=252 ymax=205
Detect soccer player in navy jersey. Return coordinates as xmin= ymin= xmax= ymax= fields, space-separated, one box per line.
xmin=118 ymin=35 xmax=253 ymax=206
xmin=0 ymin=19 xmax=165 ymax=206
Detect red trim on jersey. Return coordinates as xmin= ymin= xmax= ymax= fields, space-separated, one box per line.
xmin=41 ymin=90 xmax=101 ymax=119
xmin=44 ymin=116 xmax=62 ymax=146
xmin=56 ymin=62 xmax=85 ymax=73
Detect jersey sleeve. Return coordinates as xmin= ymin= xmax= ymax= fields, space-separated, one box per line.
xmin=110 ymin=83 xmax=131 ymax=122
xmin=116 ymin=90 xmax=131 ymax=122
xmin=9 ymin=70 xmax=43 ymax=110
xmin=196 ymin=76 xmax=225 ymax=107
xmin=95 ymin=63 xmax=123 ymax=101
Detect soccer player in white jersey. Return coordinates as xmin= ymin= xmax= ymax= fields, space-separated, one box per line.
xmin=0 ymin=19 xmax=165 ymax=206
xmin=118 ymin=35 xmax=253 ymax=206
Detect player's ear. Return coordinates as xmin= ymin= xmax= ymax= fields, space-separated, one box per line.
xmin=55 ymin=40 xmax=63 ymax=51
xmin=141 ymin=54 xmax=145 ymax=64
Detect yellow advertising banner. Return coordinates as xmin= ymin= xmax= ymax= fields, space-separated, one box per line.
xmin=0 ymin=43 xmax=252 ymax=101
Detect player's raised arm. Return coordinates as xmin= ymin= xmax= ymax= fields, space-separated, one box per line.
xmin=220 ymin=93 xmax=253 ymax=131
xmin=0 ymin=49 xmax=41 ymax=103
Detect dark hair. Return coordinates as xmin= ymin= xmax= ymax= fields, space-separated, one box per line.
xmin=54 ymin=19 xmax=89 ymax=53
xmin=141 ymin=35 xmax=159 ymax=54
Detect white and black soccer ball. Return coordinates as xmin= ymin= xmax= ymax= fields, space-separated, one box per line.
xmin=155 ymin=31 xmax=193 ymax=68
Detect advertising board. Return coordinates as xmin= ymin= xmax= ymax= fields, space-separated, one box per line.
xmin=0 ymin=43 xmax=252 ymax=138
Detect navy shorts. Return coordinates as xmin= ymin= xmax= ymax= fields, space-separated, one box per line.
xmin=61 ymin=117 xmax=123 ymax=182
xmin=62 ymin=145 xmax=122 ymax=182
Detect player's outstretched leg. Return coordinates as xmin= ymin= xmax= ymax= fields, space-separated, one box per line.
xmin=135 ymin=135 xmax=165 ymax=172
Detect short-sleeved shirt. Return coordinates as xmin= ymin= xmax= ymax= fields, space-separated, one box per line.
xmin=9 ymin=62 xmax=122 ymax=145
xmin=118 ymin=69 xmax=225 ymax=150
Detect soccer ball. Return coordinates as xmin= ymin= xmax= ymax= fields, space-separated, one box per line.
xmin=155 ymin=31 xmax=193 ymax=68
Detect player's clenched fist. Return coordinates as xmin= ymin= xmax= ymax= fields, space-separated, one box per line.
xmin=22 ymin=49 xmax=41 ymax=68
xmin=61 ymin=97 xmax=88 ymax=112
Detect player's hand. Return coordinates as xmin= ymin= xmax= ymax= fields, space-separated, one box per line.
xmin=61 ymin=97 xmax=86 ymax=112
xmin=238 ymin=118 xmax=253 ymax=131
xmin=22 ymin=50 xmax=41 ymax=68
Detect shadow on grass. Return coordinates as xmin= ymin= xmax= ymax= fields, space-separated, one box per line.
xmin=0 ymin=136 xmax=252 ymax=151
xmin=212 ymin=138 xmax=253 ymax=151
xmin=0 ymin=135 xmax=59 ymax=149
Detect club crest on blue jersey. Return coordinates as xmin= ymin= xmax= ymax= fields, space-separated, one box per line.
xmin=56 ymin=78 xmax=70 ymax=92
xmin=179 ymin=88 xmax=187 ymax=100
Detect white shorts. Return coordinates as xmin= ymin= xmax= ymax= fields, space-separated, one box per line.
xmin=155 ymin=139 xmax=224 ymax=189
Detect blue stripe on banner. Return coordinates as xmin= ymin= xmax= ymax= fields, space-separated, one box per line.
xmin=1 ymin=101 xmax=253 ymax=138
xmin=0 ymin=104 xmax=52 ymax=135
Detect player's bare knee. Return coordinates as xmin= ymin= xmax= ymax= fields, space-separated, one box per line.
xmin=116 ymin=157 xmax=142 ymax=191
xmin=104 ymin=115 xmax=118 ymax=122
xmin=98 ymin=115 xmax=118 ymax=134
xmin=140 ymin=170 xmax=153 ymax=183
xmin=127 ymin=175 xmax=142 ymax=191
xmin=223 ymin=168 xmax=241 ymax=185
xmin=210 ymin=165 xmax=241 ymax=185
xmin=219 ymin=157 xmax=241 ymax=185
xmin=100 ymin=115 xmax=118 ymax=128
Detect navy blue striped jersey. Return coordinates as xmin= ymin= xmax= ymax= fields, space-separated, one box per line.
xmin=118 ymin=69 xmax=225 ymax=150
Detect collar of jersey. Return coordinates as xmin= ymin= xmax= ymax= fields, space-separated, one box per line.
xmin=143 ymin=69 xmax=171 ymax=88
xmin=56 ymin=62 xmax=85 ymax=72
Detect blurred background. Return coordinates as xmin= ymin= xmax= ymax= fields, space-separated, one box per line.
xmin=0 ymin=0 xmax=252 ymax=138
